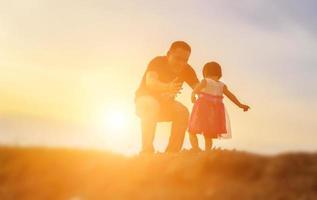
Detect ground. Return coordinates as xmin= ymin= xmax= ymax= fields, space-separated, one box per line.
xmin=0 ymin=146 xmax=316 ymax=200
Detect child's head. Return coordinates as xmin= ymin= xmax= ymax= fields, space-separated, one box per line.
xmin=203 ymin=61 xmax=222 ymax=79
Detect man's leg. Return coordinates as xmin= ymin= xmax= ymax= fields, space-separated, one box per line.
xmin=164 ymin=101 xmax=189 ymax=153
xmin=135 ymin=96 xmax=160 ymax=153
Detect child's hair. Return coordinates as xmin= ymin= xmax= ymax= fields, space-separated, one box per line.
xmin=203 ymin=61 xmax=222 ymax=78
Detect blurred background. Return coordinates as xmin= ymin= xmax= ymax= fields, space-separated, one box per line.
xmin=0 ymin=0 xmax=316 ymax=155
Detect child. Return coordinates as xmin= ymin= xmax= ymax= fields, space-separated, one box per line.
xmin=188 ymin=61 xmax=250 ymax=151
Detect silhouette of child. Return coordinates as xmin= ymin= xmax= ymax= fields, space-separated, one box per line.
xmin=188 ymin=61 xmax=250 ymax=151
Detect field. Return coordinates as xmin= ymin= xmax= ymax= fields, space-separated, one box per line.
xmin=0 ymin=146 xmax=316 ymax=200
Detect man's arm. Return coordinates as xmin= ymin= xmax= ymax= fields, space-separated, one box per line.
xmin=146 ymin=71 xmax=182 ymax=93
xmin=185 ymin=66 xmax=200 ymax=90
xmin=146 ymin=71 xmax=168 ymax=92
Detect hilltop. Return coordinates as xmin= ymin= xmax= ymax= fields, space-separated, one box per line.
xmin=0 ymin=146 xmax=316 ymax=200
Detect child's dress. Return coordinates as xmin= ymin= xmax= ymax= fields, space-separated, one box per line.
xmin=188 ymin=78 xmax=231 ymax=138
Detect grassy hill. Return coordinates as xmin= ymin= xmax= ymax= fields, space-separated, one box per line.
xmin=0 ymin=146 xmax=316 ymax=200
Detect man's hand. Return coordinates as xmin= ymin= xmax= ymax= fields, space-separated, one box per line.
xmin=166 ymin=78 xmax=183 ymax=97
xmin=146 ymin=73 xmax=182 ymax=95
xmin=240 ymin=104 xmax=250 ymax=112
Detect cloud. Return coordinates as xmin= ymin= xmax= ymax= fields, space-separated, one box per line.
xmin=221 ymin=0 xmax=317 ymax=35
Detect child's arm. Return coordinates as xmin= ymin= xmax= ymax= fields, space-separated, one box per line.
xmin=191 ymin=79 xmax=207 ymax=103
xmin=223 ymin=85 xmax=250 ymax=112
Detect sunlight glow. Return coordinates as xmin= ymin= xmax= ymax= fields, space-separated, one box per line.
xmin=104 ymin=110 xmax=128 ymax=131
xmin=92 ymin=105 xmax=139 ymax=155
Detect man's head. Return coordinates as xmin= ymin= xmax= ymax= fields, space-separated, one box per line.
xmin=167 ymin=41 xmax=191 ymax=69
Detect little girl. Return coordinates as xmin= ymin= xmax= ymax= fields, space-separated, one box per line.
xmin=188 ymin=61 xmax=250 ymax=151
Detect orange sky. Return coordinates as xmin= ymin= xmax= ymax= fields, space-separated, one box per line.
xmin=0 ymin=0 xmax=316 ymax=155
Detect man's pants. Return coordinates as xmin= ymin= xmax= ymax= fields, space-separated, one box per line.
xmin=135 ymin=96 xmax=189 ymax=153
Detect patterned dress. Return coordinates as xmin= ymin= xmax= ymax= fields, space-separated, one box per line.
xmin=188 ymin=78 xmax=231 ymax=138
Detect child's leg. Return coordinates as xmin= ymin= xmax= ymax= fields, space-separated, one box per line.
xmin=189 ymin=132 xmax=199 ymax=149
xmin=204 ymin=135 xmax=213 ymax=151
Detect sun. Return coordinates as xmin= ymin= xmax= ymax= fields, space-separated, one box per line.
xmin=92 ymin=103 xmax=139 ymax=155
xmin=94 ymin=106 xmax=130 ymax=133
xmin=104 ymin=110 xmax=128 ymax=131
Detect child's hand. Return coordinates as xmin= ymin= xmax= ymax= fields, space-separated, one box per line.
xmin=191 ymin=93 xmax=197 ymax=103
xmin=240 ymin=104 xmax=250 ymax=112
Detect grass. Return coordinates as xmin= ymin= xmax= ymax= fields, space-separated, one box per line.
xmin=0 ymin=146 xmax=316 ymax=200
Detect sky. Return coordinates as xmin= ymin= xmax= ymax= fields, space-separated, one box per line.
xmin=0 ymin=0 xmax=316 ymax=155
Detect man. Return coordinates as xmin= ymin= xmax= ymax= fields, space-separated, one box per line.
xmin=135 ymin=41 xmax=199 ymax=154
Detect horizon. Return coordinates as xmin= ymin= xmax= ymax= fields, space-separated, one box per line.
xmin=0 ymin=0 xmax=316 ymax=155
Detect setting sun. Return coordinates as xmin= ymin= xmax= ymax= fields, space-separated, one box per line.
xmin=104 ymin=109 xmax=128 ymax=131
xmin=90 ymin=104 xmax=140 ymax=155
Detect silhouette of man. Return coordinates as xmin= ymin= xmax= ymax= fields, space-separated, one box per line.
xmin=135 ymin=41 xmax=199 ymax=154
